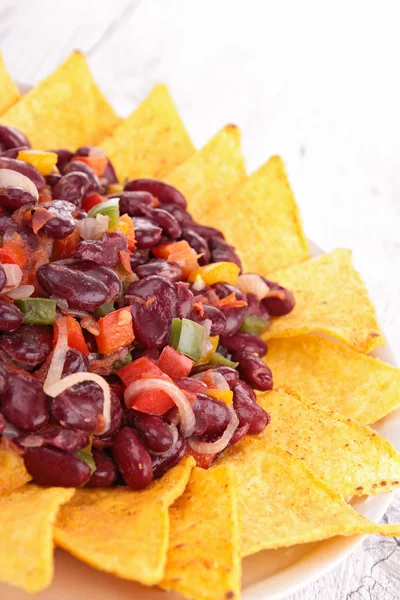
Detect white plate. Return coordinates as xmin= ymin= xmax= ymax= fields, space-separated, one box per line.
xmin=2 ymin=91 xmax=399 ymax=599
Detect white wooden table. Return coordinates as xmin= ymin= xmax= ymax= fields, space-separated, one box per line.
xmin=1 ymin=1 xmax=399 ymax=598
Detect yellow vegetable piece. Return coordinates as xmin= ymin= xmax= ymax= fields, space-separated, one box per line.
xmin=166 ymin=124 xmax=246 ymax=223
xmin=265 ymin=335 xmax=400 ymax=424
xmin=264 ymin=249 xmax=385 ymax=354
xmin=107 ymin=182 xmax=124 ymax=194
xmin=17 ymin=150 xmax=58 ymax=176
xmin=0 ymin=485 xmax=75 ymax=593
xmin=257 ymin=389 xmax=400 ymax=497
xmin=206 ymin=388 xmax=233 ymax=405
xmin=100 ymin=84 xmax=195 ymax=182
xmin=216 ymin=441 xmax=400 ymax=557
xmin=54 ymin=456 xmax=195 ymax=585
xmin=0 ymin=53 xmax=19 ymax=115
xmin=1 ymin=51 xmax=120 ymax=149
xmin=189 ymin=261 xmax=240 ymax=285
xmin=160 ymin=466 xmax=241 ymax=600
xmin=0 ymin=440 xmax=31 ymax=495
xmin=195 ymin=334 xmax=219 ymax=365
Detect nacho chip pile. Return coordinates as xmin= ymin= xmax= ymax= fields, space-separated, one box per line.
xmin=1 ymin=52 xmax=400 ymax=600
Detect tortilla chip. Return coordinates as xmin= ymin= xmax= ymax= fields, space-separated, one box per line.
xmin=0 ymin=440 xmax=31 ymax=495
xmin=265 ymin=335 xmax=400 ymax=424
xmin=100 ymin=84 xmax=195 ymax=182
xmin=216 ymin=442 xmax=400 ymax=557
xmin=161 ymin=466 xmax=241 ymax=600
xmin=257 ymin=388 xmax=400 ymax=497
xmin=264 ymin=249 xmax=384 ymax=353
xmin=195 ymin=156 xmax=309 ymax=273
xmin=54 ymin=456 xmax=194 ymax=585
xmin=0 ymin=485 xmax=74 ymax=593
xmin=1 ymin=51 xmax=120 ymax=149
xmin=0 ymin=53 xmax=19 ymax=115
xmin=165 ymin=124 xmax=247 ymax=222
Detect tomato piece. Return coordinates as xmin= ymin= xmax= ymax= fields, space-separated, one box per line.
xmin=82 ymin=192 xmax=105 ymax=213
xmin=131 ymin=390 xmax=175 ymax=416
xmin=0 ymin=242 xmax=27 ymax=267
xmin=72 ymin=156 xmax=108 ymax=177
xmin=118 ymin=357 xmax=174 ymax=415
xmin=158 ymin=346 xmax=193 ymax=379
xmin=54 ymin=316 xmax=89 ymax=356
xmin=152 ymin=240 xmax=198 ymax=279
xmin=186 ymin=447 xmax=216 ymax=469
xmin=51 ymin=228 xmax=80 ymax=260
xmin=117 ymin=357 xmax=166 ymax=387
xmin=96 ymin=307 xmax=134 ymax=355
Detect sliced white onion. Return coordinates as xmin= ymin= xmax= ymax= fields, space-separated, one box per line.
xmin=188 ymin=405 xmax=239 ymax=455
xmin=192 ymin=274 xmax=206 ymax=291
xmin=2 ymin=264 xmax=22 ymax=289
xmin=200 ymin=318 xmax=213 ymax=357
xmin=236 ymin=274 xmax=270 ymax=300
xmin=125 ymin=378 xmax=196 ymax=438
xmin=3 ymin=422 xmax=19 ymax=439
xmin=149 ymin=423 xmax=179 ymax=457
xmin=210 ymin=372 xmax=230 ymax=390
xmin=43 ymin=316 xmax=69 ymax=393
xmin=5 ymin=284 xmax=35 ymax=299
xmin=45 ymin=372 xmax=111 ymax=436
xmin=77 ymin=214 xmax=109 ymax=240
xmin=0 ymin=168 xmax=39 ymax=200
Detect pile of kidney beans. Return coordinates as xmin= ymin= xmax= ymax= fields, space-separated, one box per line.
xmin=0 ymin=124 xmax=295 ymax=490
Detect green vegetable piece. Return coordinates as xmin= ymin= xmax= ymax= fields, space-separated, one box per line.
xmin=93 ymin=301 xmax=115 ymax=319
xmin=169 ymin=318 xmax=205 ymax=361
xmin=88 ymin=197 xmax=120 ymax=227
xmin=208 ymin=352 xmax=239 ymax=368
xmin=15 ymin=297 xmax=57 ymax=325
xmin=240 ymin=315 xmax=269 ymax=335
xmin=112 ymin=352 xmax=132 ymax=371
xmin=76 ymin=449 xmax=96 ymax=477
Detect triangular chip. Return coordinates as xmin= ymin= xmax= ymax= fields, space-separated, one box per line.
xmin=195 ymin=156 xmax=309 ymax=273
xmin=0 ymin=440 xmax=31 ymax=495
xmin=265 ymin=335 xmax=400 ymax=423
xmin=165 ymin=124 xmax=246 ymax=222
xmin=100 ymin=84 xmax=195 ymax=182
xmin=216 ymin=441 xmax=400 ymax=557
xmin=1 ymin=51 xmax=120 ymax=149
xmin=257 ymin=389 xmax=400 ymax=497
xmin=264 ymin=249 xmax=384 ymax=353
xmin=0 ymin=53 xmax=19 ymax=115
xmin=0 ymin=485 xmax=75 ymax=593
xmin=54 ymin=456 xmax=194 ymax=585
xmin=160 ymin=465 xmax=241 ymax=600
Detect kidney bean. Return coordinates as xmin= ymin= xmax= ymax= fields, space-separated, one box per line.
xmin=0 ymin=325 xmax=53 ymax=370
xmin=160 ymin=202 xmax=189 ymax=224
xmin=87 ymin=449 xmax=118 ymax=487
xmin=96 ymin=390 xmax=123 ymax=439
xmin=0 ymin=146 xmax=29 ymax=159
xmin=0 ymin=300 xmax=24 ymax=332
xmin=233 ymin=380 xmax=270 ymax=434
xmin=0 ymin=186 xmax=37 ymax=210
xmin=72 ymin=231 xmax=127 ymax=268
xmin=0 ymin=214 xmax=15 ymax=234
xmin=129 ymin=411 xmax=175 ymax=453
xmin=152 ymin=432 xmax=186 ymax=479
xmin=205 ymin=366 xmax=239 ymax=389
xmin=102 ymin=159 xmax=118 ymax=185
xmin=174 ymin=377 xmax=207 ymax=395
xmin=130 ymin=249 xmax=150 ymax=270
xmin=19 ymin=425 xmax=90 ymax=452
xmin=46 ymin=172 xmax=62 ymax=187
xmin=228 ymin=422 xmax=250 ymax=446
xmin=262 ymin=284 xmax=296 ymax=316
xmin=63 ymin=348 xmax=90 ymax=376
xmin=246 ymin=293 xmax=270 ymax=320
xmin=70 ymin=260 xmax=122 ymax=302
xmin=0 ymin=364 xmax=9 ymax=397
xmin=112 ymin=191 xmax=154 ymax=216
xmin=53 ymin=171 xmax=92 ymax=207
xmin=63 ymin=160 xmax=100 ymax=193
xmin=194 ymin=305 xmax=226 ymax=336
xmin=0 ymin=126 xmax=31 ymax=151
xmin=174 ymin=282 xmax=194 ymax=318
xmin=184 ymin=222 xmax=224 ymax=241
xmin=0 ymin=156 xmax=45 ymax=190
xmin=132 ymin=217 xmax=162 ymax=249
xmin=1 ymin=368 xmax=48 ymax=432
xmin=37 ymin=199 xmax=76 ymax=239
xmin=37 ymin=263 xmax=109 ymax=311
xmin=126 ymin=276 xmax=177 ymax=348
xmin=220 ymin=331 xmax=267 ymax=357
xmin=24 ymin=446 xmax=92 ymax=487
xmin=50 ymin=149 xmax=74 ymax=172
xmin=0 ymin=412 xmax=5 ymax=433
xmin=0 ymin=265 xmax=5 ymax=293
xmin=141 ymin=207 xmax=181 ymax=238
xmin=212 ymin=283 xmax=248 ymax=335
xmin=209 ymin=237 xmax=242 ymax=268
xmin=193 ymin=393 xmax=231 ymax=437
xmin=181 ymin=228 xmax=210 ymax=265
xmin=112 ymin=427 xmax=153 ymax=489
xmin=135 ymin=259 xmax=182 ymax=282
xmin=233 ymin=352 xmax=273 ymax=391
xmin=50 ymin=381 xmax=104 ymax=433
xmin=125 ymin=179 xmax=187 ymax=210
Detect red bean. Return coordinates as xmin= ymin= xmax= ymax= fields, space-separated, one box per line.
xmin=0 ymin=363 xmax=9 ymax=397
xmin=0 ymin=186 xmax=38 ymax=210
xmin=174 ymin=282 xmax=195 ymax=319
xmin=185 ymin=222 xmax=224 ymax=241
xmin=0 ymin=156 xmax=45 ymax=190
xmin=19 ymin=425 xmax=90 ymax=452
xmin=38 ymin=199 xmax=76 ymax=239
xmin=212 ymin=283 xmax=247 ymax=335
xmin=181 ymin=228 xmax=210 ymax=265
xmin=125 ymin=179 xmax=187 ymax=210
xmin=0 ymin=412 xmax=6 ymax=433
xmin=0 ymin=325 xmax=53 ymax=370
xmin=70 ymin=260 xmax=122 ymax=302
xmin=112 ymin=427 xmax=153 ymax=489
xmin=246 ymin=293 xmax=270 ymax=320
xmin=174 ymin=377 xmax=207 ymax=395
xmin=0 ymin=126 xmax=31 ymax=151
xmin=129 ymin=411 xmax=175 ymax=453
xmin=209 ymin=237 xmax=242 ymax=268
xmin=234 ymin=352 xmax=273 ymax=391
xmin=50 ymin=381 xmax=104 ymax=433
xmin=0 ymin=264 xmax=6 ymax=293
xmin=130 ymin=249 xmax=150 ymax=269
xmin=228 ymin=422 xmax=249 ymax=446
xmin=152 ymin=432 xmax=186 ymax=479
xmin=53 ymin=171 xmax=92 ymax=207
xmin=262 ymin=284 xmax=296 ymax=316
xmin=63 ymin=161 xmax=100 ymax=194
xmin=141 ymin=207 xmax=181 ymax=238
xmin=72 ymin=232 xmax=127 ymax=267
xmin=132 ymin=217 xmax=162 ymax=248
xmin=50 ymin=149 xmax=73 ymax=172
xmin=193 ymin=393 xmax=231 ymax=437
xmin=113 ymin=191 xmax=154 ymax=216
xmin=135 ymin=259 xmax=182 ymax=282
xmin=1 ymin=368 xmax=49 ymax=432
xmin=192 ymin=304 xmax=226 ymax=336
xmin=87 ymin=449 xmax=118 ymax=487
xmin=24 ymin=446 xmax=92 ymax=487
xmin=233 ymin=380 xmax=269 ymax=434
xmin=0 ymin=300 xmax=24 ymax=332
xmin=220 ymin=331 xmax=267 ymax=357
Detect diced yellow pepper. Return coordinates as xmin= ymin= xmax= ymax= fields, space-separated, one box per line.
xmin=107 ymin=183 xmax=124 ymax=194
xmin=206 ymin=389 xmax=233 ymax=405
xmin=195 ymin=335 xmax=219 ymax=365
xmin=17 ymin=150 xmax=58 ymax=176
xmin=108 ymin=214 xmax=135 ymax=248
xmin=188 ymin=262 xmax=240 ymax=285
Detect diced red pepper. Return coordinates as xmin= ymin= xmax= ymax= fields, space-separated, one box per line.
xmin=82 ymin=192 xmax=105 ymax=213
xmin=117 ymin=357 xmax=166 ymax=387
xmin=152 ymin=240 xmax=198 ymax=279
xmin=54 ymin=316 xmax=89 ymax=356
xmin=158 ymin=346 xmax=193 ymax=379
xmin=0 ymin=242 xmax=27 ymax=268
xmin=186 ymin=447 xmax=216 ymax=469
xmin=118 ymin=357 xmax=174 ymax=415
xmin=72 ymin=156 xmax=108 ymax=177
xmin=215 ymin=292 xmax=247 ymax=309
xmin=96 ymin=307 xmax=134 ymax=355
xmin=51 ymin=228 xmax=80 ymax=260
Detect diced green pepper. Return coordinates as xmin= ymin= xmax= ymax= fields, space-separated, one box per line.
xmin=76 ymin=449 xmax=96 ymax=477
xmin=169 ymin=318 xmax=205 ymax=361
xmin=112 ymin=351 xmax=132 ymax=371
xmin=209 ymin=352 xmax=239 ymax=368
xmin=15 ymin=298 xmax=57 ymax=325
xmin=88 ymin=198 xmax=120 ymax=227
xmin=240 ymin=315 xmax=269 ymax=335
xmin=93 ymin=301 xmax=115 ymax=319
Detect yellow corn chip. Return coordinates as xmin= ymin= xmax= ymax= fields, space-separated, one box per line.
xmin=166 ymin=124 xmax=247 ymax=222
xmin=216 ymin=442 xmax=400 ymax=557
xmin=264 ymin=249 xmax=384 ymax=353
xmin=100 ymin=84 xmax=195 ymax=182
xmin=0 ymin=485 xmax=74 ymax=593
xmin=54 ymin=456 xmax=194 ymax=585
xmin=196 ymin=156 xmax=309 ymax=273
xmin=257 ymin=388 xmax=400 ymax=497
xmin=0 ymin=53 xmax=19 ymax=115
xmin=0 ymin=440 xmax=31 ymax=495
xmin=265 ymin=335 xmax=400 ymax=423
xmin=161 ymin=466 xmax=241 ymax=600
xmin=1 ymin=51 xmax=120 ymax=149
